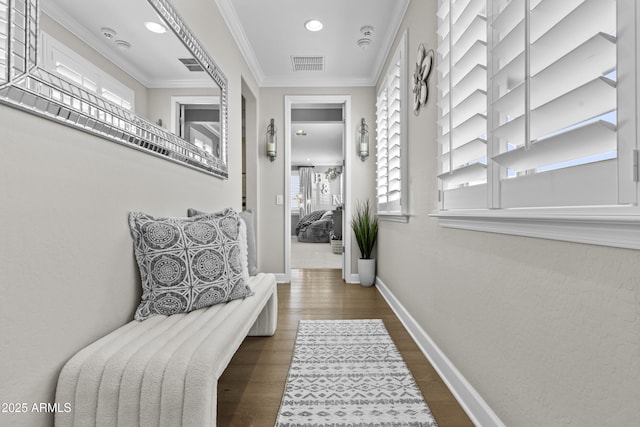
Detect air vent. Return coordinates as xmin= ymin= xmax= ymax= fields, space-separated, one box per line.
xmin=291 ymin=56 xmax=324 ymax=72
xmin=178 ymin=58 xmax=204 ymax=72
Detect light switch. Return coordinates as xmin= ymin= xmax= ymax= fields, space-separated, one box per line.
xmin=276 ymin=194 xmax=284 ymax=205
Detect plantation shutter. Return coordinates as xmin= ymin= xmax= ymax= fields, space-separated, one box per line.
xmin=376 ymin=86 xmax=389 ymax=207
xmin=376 ymin=33 xmax=407 ymax=216
xmin=490 ymin=0 xmax=619 ymax=208
xmin=386 ymin=58 xmax=402 ymax=209
xmin=437 ymin=0 xmax=633 ymax=210
xmin=437 ymin=0 xmax=488 ymax=209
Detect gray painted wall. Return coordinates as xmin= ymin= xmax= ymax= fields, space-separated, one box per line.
xmin=257 ymin=87 xmax=377 ymax=277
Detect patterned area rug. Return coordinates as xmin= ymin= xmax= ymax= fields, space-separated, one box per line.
xmin=275 ymin=319 xmax=438 ymax=427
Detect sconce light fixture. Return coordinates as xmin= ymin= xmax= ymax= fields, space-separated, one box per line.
xmin=266 ymin=118 xmax=277 ymax=162
xmin=358 ymin=117 xmax=369 ymax=161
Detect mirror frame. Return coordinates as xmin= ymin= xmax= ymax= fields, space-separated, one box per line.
xmin=0 ymin=0 xmax=229 ymax=178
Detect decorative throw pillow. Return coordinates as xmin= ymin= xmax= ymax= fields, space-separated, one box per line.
xmin=128 ymin=208 xmax=252 ymax=321
xmin=188 ymin=208 xmax=258 ymax=276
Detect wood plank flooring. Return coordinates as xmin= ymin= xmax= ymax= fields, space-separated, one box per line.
xmin=217 ymin=269 xmax=474 ymax=426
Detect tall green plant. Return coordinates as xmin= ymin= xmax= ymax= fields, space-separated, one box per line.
xmin=351 ymin=199 xmax=378 ymax=259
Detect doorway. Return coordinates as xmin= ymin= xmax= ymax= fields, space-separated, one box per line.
xmin=170 ymin=96 xmax=221 ymax=157
xmin=284 ymin=96 xmax=352 ymax=281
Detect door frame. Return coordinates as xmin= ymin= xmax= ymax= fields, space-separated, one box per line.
xmin=169 ymin=95 xmax=220 ymax=136
xmin=284 ymin=95 xmax=352 ymax=281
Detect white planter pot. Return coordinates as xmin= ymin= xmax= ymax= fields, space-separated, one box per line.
xmin=358 ymin=258 xmax=376 ymax=287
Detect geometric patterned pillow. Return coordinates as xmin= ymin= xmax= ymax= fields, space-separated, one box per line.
xmin=128 ymin=208 xmax=253 ymax=321
xmin=187 ymin=207 xmax=259 ymax=276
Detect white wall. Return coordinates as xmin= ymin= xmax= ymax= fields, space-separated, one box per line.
xmin=257 ymin=87 xmax=376 ymax=277
xmin=0 ymin=0 xmax=258 ymax=425
xmin=376 ymin=1 xmax=640 ymax=426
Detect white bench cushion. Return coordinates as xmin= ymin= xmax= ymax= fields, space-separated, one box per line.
xmin=55 ymin=273 xmax=277 ymax=427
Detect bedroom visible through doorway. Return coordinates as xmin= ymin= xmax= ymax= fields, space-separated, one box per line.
xmin=285 ymin=96 xmax=351 ymax=279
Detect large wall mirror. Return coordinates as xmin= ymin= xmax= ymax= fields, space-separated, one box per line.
xmin=0 ymin=0 xmax=229 ymax=178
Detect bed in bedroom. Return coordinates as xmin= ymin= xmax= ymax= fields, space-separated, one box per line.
xmin=295 ymin=210 xmax=334 ymax=243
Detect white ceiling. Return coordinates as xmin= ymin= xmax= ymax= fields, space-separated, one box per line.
xmin=42 ymin=0 xmax=213 ymax=88
xmin=42 ymin=0 xmax=411 ymax=88
xmin=216 ymin=0 xmax=411 ymax=87
xmin=291 ymin=122 xmax=343 ymax=166
xmin=219 ymin=0 xmax=411 ymax=165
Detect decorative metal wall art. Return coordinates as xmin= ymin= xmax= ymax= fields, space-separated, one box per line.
xmin=412 ymin=43 xmax=434 ymax=116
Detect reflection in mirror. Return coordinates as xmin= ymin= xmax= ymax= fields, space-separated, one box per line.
xmin=0 ymin=0 xmax=228 ymax=178
xmin=177 ymin=99 xmax=220 ymax=157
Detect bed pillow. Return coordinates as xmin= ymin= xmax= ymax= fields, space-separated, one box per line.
xmin=295 ymin=210 xmax=327 ymax=234
xmin=188 ymin=208 xmax=258 ymax=276
xmin=129 ymin=208 xmax=252 ymax=321
xmin=320 ymin=210 xmax=333 ymax=221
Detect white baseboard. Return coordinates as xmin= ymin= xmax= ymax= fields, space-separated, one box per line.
xmin=346 ymin=273 xmax=360 ymax=284
xmin=278 ymin=273 xmax=359 ymax=284
xmin=375 ymin=276 xmax=505 ymax=427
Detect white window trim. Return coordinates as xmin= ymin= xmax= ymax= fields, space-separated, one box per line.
xmin=433 ymin=0 xmax=640 ymax=250
xmin=431 ymin=206 xmax=640 ymax=250
xmin=378 ymin=213 xmax=410 ymax=223
xmin=377 ymin=30 xmax=410 ymax=221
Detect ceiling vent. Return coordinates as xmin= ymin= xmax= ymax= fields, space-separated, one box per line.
xmin=291 ymin=56 xmax=324 ymax=72
xmin=178 ymin=58 xmax=204 ymax=72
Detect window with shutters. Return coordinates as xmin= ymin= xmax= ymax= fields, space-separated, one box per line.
xmin=41 ymin=32 xmax=135 ymax=111
xmin=435 ymin=0 xmax=640 ymax=250
xmin=376 ymin=31 xmax=408 ymax=220
xmin=437 ymin=0 xmax=488 ymax=209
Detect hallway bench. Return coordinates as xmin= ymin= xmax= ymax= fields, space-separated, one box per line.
xmin=55 ymin=272 xmax=278 ymax=427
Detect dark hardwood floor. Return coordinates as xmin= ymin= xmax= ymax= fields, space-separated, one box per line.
xmin=217 ymin=268 xmax=474 ymax=426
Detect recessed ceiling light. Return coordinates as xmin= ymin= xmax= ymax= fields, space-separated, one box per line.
xmin=304 ymin=19 xmax=323 ymax=32
xmin=145 ymin=21 xmax=167 ymax=34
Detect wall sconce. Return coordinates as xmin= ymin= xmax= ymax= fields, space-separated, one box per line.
xmin=358 ymin=118 xmax=369 ymax=161
xmin=266 ymin=118 xmax=277 ymax=162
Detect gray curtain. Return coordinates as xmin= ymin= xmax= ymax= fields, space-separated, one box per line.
xmin=299 ymin=167 xmax=314 ymax=217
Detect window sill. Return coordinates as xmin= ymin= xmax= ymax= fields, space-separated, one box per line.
xmin=378 ymin=213 xmax=410 ymax=223
xmin=430 ymin=207 xmax=640 ymax=250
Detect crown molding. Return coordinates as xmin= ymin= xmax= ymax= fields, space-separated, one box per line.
xmin=371 ymin=0 xmax=411 ymax=86
xmin=42 ymin=1 xmax=215 ymax=89
xmin=260 ymin=75 xmax=375 ymax=88
xmin=214 ymin=0 xmax=265 ymax=86
xmin=215 ymin=0 xmax=410 ymax=89
xmin=41 ymin=2 xmax=152 ymax=87
xmin=144 ymin=78 xmax=217 ymax=88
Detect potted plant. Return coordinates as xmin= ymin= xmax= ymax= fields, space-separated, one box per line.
xmin=351 ymin=199 xmax=378 ymax=286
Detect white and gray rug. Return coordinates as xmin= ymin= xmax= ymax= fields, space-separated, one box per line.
xmin=275 ymin=319 xmax=438 ymax=427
